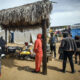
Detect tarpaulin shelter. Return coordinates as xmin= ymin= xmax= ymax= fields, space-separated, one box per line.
xmin=71 ymin=25 xmax=80 ymax=38
xmin=71 ymin=28 xmax=80 ymax=38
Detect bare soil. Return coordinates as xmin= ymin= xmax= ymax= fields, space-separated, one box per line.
xmin=1 ymin=43 xmax=80 ymax=80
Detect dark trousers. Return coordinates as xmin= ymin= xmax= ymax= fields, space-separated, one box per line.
xmin=50 ymin=45 xmax=56 ymax=57
xmin=63 ymin=51 xmax=74 ymax=72
xmin=59 ymin=53 xmax=64 ymax=60
xmin=75 ymin=52 xmax=80 ymax=64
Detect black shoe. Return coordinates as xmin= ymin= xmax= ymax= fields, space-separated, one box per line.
xmin=75 ymin=61 xmax=77 ymax=64
xmin=71 ymin=70 xmax=76 ymax=73
xmin=32 ymin=70 xmax=40 ymax=73
xmin=61 ymin=70 xmax=65 ymax=73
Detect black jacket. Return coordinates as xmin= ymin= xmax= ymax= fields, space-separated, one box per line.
xmin=59 ymin=37 xmax=77 ymax=52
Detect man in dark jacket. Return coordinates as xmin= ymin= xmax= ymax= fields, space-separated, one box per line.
xmin=59 ymin=32 xmax=77 ymax=73
xmin=74 ymin=35 xmax=80 ymax=65
xmin=0 ymin=36 xmax=6 ymax=54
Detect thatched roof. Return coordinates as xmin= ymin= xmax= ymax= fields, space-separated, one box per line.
xmin=0 ymin=0 xmax=52 ymax=30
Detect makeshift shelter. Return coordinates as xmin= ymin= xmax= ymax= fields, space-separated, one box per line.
xmin=0 ymin=0 xmax=52 ymax=75
xmin=0 ymin=0 xmax=52 ymax=30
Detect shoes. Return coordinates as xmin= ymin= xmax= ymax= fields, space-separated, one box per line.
xmin=32 ymin=70 xmax=40 ymax=73
xmin=62 ymin=70 xmax=65 ymax=73
xmin=71 ymin=70 xmax=76 ymax=73
xmin=75 ymin=61 xmax=77 ymax=64
xmin=61 ymin=70 xmax=65 ymax=73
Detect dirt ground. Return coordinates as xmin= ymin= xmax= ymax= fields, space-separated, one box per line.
xmin=1 ymin=43 xmax=80 ymax=80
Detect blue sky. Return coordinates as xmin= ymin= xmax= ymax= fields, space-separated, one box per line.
xmin=0 ymin=0 xmax=80 ymax=26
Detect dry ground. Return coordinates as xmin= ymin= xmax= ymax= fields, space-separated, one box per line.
xmin=0 ymin=43 xmax=80 ymax=80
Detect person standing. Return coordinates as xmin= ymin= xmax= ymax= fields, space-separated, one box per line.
xmin=67 ymin=26 xmax=71 ymax=35
xmin=0 ymin=36 xmax=6 ymax=54
xmin=59 ymin=32 xmax=77 ymax=73
xmin=75 ymin=35 xmax=80 ymax=65
xmin=33 ymin=34 xmax=43 ymax=73
xmin=49 ymin=33 xmax=56 ymax=58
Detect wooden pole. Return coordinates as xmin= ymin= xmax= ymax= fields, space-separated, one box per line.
xmin=5 ymin=29 xmax=7 ymax=44
xmin=8 ymin=30 xmax=11 ymax=43
xmin=42 ymin=19 xmax=47 ymax=75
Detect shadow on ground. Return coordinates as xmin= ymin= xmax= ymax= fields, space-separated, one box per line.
xmin=2 ymin=58 xmax=40 ymax=74
xmin=1 ymin=58 xmax=16 ymax=68
xmin=1 ymin=57 xmax=34 ymax=68
xmin=15 ymin=65 xmax=34 ymax=72
xmin=47 ymin=65 xmax=71 ymax=73
xmin=47 ymin=65 xmax=61 ymax=72
xmin=14 ymin=65 xmax=42 ymax=74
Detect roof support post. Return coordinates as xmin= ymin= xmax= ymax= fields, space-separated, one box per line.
xmin=42 ymin=19 xmax=47 ymax=75
xmin=5 ymin=29 xmax=7 ymax=44
xmin=8 ymin=30 xmax=10 ymax=43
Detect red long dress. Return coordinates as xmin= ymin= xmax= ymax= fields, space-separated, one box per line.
xmin=34 ymin=34 xmax=43 ymax=72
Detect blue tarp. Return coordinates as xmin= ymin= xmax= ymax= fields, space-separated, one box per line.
xmin=71 ymin=28 xmax=80 ymax=38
